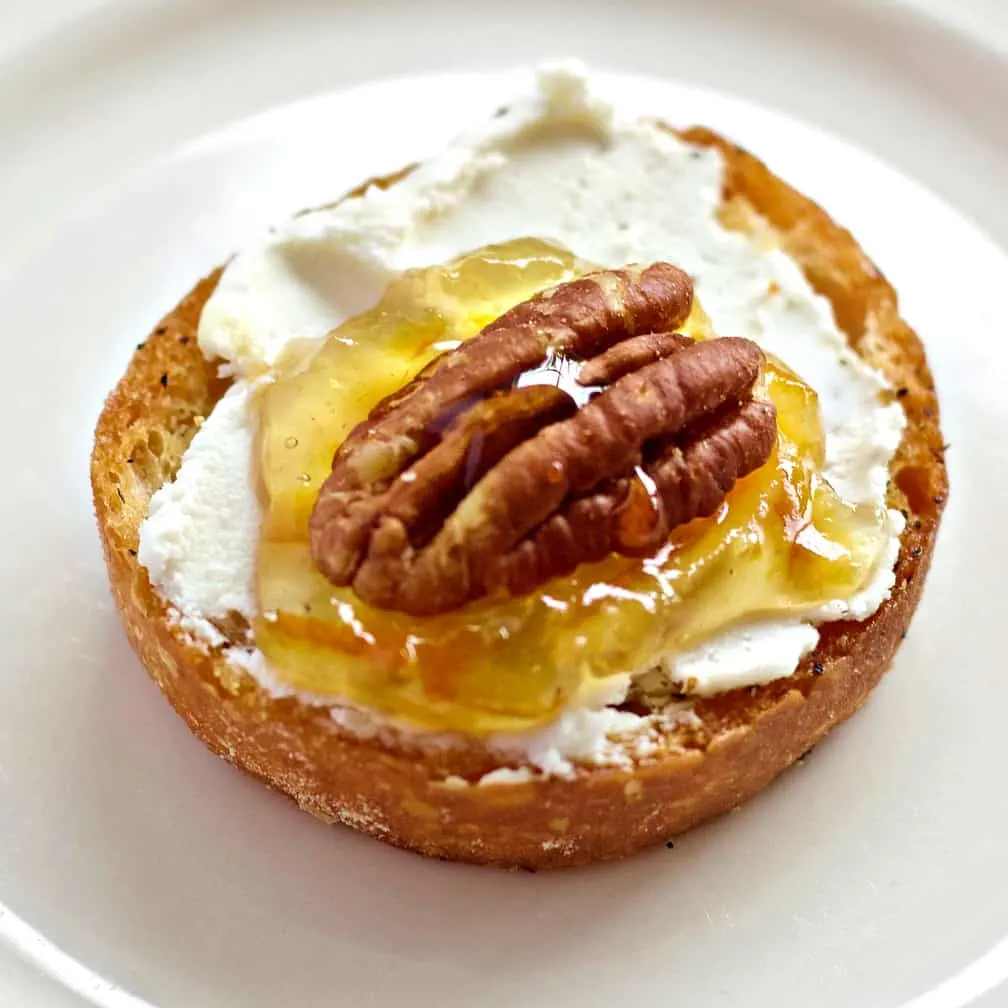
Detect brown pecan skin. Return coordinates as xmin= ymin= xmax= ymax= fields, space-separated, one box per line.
xmin=577 ymin=331 xmax=693 ymax=386
xmin=311 ymin=263 xmax=692 ymax=583
xmin=483 ymin=398 xmax=779 ymax=598
xmin=330 ymin=262 xmax=693 ymax=487
xmin=392 ymin=338 xmax=765 ymax=612
xmin=309 ymin=265 xmax=778 ymax=616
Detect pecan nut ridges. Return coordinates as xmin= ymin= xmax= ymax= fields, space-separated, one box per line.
xmin=310 ymin=264 xmax=692 ymax=580
xmin=309 ymin=264 xmax=777 ymax=615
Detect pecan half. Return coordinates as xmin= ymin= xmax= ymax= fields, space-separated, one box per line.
xmin=309 ymin=264 xmax=777 ymax=615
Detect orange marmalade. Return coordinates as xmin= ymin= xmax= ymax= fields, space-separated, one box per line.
xmin=251 ymin=239 xmax=889 ymax=733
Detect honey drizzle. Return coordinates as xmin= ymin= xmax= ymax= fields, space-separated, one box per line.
xmin=252 ymin=239 xmax=889 ymax=733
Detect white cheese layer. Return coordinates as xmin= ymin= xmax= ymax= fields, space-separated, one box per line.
xmin=139 ymin=63 xmax=906 ymax=773
xmin=138 ymin=384 xmax=262 ymax=645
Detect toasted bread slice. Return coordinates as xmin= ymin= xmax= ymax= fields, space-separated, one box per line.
xmin=91 ymin=127 xmax=947 ymax=869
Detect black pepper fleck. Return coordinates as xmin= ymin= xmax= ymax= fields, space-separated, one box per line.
xmin=942 ymin=442 xmax=951 ymax=452
xmin=155 ymin=326 xmax=167 ymax=335
xmin=115 ymin=488 xmax=124 ymax=503
xmin=911 ymin=546 xmax=923 ymax=558
xmin=127 ymin=548 xmax=137 ymax=557
xmin=913 ymin=519 xmax=922 ymax=530
xmin=812 ymin=662 xmax=824 ymax=676
xmin=159 ymin=373 xmax=168 ymax=387
xmin=896 ymin=387 xmax=909 ymax=398
xmin=665 ymin=840 xmax=675 ymax=849
xmin=933 ymin=494 xmax=945 ymax=505
xmin=179 ymin=335 xmax=190 ymax=345
xmin=136 ymin=342 xmax=145 ymax=351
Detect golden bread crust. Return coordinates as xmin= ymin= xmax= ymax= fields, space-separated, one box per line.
xmin=91 ymin=129 xmax=947 ymax=869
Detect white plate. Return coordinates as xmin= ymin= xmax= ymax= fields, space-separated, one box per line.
xmin=1 ymin=2 xmax=1007 ymax=1006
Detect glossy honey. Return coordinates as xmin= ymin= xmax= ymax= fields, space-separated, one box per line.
xmin=251 ymin=239 xmax=889 ymax=733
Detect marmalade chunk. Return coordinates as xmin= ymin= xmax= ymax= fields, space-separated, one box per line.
xmin=252 ymin=239 xmax=889 ymax=733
